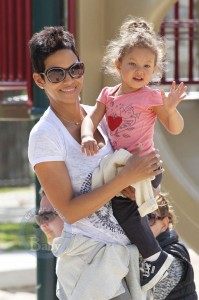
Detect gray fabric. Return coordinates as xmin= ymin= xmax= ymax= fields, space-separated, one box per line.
xmin=111 ymin=280 xmax=132 ymax=300
xmin=52 ymin=232 xmax=147 ymax=300
xmin=153 ymin=258 xmax=184 ymax=299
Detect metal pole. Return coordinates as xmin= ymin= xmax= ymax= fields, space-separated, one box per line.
xmin=31 ymin=0 xmax=65 ymax=299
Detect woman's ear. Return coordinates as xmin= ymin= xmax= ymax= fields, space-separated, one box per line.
xmin=33 ymin=73 xmax=45 ymax=90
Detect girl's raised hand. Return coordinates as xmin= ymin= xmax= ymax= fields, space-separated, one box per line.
xmin=161 ymin=81 xmax=187 ymax=115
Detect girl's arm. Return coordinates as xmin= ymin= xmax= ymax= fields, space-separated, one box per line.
xmin=81 ymin=102 xmax=106 ymax=156
xmin=153 ymin=81 xmax=187 ymax=135
xmin=35 ymin=147 xmax=162 ymax=224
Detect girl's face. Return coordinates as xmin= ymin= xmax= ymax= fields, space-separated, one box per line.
xmin=33 ymin=49 xmax=84 ymax=106
xmin=115 ymin=47 xmax=157 ymax=94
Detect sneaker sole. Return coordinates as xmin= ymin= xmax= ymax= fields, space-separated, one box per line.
xmin=142 ymin=254 xmax=174 ymax=292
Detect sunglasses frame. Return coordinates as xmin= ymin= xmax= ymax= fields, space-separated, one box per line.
xmin=40 ymin=61 xmax=85 ymax=83
xmin=147 ymin=213 xmax=163 ymax=226
xmin=34 ymin=211 xmax=58 ymax=225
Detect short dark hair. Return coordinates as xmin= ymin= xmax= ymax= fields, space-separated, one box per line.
xmin=29 ymin=26 xmax=79 ymax=73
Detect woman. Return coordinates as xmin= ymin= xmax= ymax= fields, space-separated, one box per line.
xmin=28 ymin=26 xmax=163 ymax=300
xmin=147 ymin=193 xmax=198 ymax=300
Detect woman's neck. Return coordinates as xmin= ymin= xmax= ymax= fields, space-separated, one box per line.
xmin=50 ymin=102 xmax=85 ymax=127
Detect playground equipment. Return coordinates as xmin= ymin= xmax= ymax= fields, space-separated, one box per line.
xmin=154 ymin=95 xmax=199 ymax=253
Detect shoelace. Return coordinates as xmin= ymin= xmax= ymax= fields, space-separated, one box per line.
xmin=143 ymin=262 xmax=155 ymax=277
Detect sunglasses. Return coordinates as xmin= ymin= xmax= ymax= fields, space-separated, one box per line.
xmin=34 ymin=211 xmax=58 ymax=225
xmin=41 ymin=62 xmax=85 ymax=83
xmin=147 ymin=213 xmax=163 ymax=226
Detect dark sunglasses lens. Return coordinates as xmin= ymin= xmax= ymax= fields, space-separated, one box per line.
xmin=69 ymin=63 xmax=84 ymax=78
xmin=47 ymin=68 xmax=65 ymax=83
xmin=35 ymin=212 xmax=57 ymax=225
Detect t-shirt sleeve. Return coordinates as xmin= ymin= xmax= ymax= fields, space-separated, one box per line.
xmin=96 ymin=87 xmax=109 ymax=105
xmin=28 ymin=124 xmax=65 ymax=169
xmin=150 ymin=89 xmax=163 ymax=107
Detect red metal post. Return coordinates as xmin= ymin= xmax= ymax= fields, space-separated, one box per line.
xmin=174 ymin=2 xmax=179 ymax=81
xmin=0 ymin=0 xmax=32 ymax=110
xmin=188 ymin=0 xmax=194 ymax=80
xmin=8 ymin=0 xmax=16 ymax=82
xmin=16 ymin=0 xmax=25 ymax=81
xmin=25 ymin=0 xmax=33 ymax=108
xmin=68 ymin=0 xmax=76 ymax=36
xmin=1 ymin=0 xmax=8 ymax=82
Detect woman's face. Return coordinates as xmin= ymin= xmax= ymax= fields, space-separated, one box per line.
xmin=34 ymin=49 xmax=84 ymax=106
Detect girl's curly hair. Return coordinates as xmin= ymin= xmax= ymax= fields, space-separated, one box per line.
xmin=102 ymin=16 xmax=167 ymax=83
xmin=155 ymin=193 xmax=177 ymax=227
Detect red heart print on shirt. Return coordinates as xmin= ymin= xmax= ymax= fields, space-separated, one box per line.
xmin=107 ymin=115 xmax=122 ymax=131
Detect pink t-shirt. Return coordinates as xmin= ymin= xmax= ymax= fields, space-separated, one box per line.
xmin=97 ymin=84 xmax=163 ymax=155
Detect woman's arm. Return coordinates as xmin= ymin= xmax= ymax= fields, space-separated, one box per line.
xmin=35 ymin=147 xmax=162 ymax=224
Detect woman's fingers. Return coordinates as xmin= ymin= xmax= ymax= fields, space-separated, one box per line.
xmin=139 ymin=149 xmax=163 ymax=176
xmin=148 ymin=152 xmax=163 ymax=176
xmin=121 ymin=148 xmax=163 ymax=185
xmin=121 ymin=186 xmax=136 ymax=199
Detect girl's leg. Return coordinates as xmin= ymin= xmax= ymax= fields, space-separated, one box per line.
xmin=112 ymin=196 xmax=161 ymax=258
xmin=112 ymin=196 xmax=173 ymax=292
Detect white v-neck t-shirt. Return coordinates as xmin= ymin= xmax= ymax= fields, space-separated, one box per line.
xmin=28 ymin=105 xmax=130 ymax=245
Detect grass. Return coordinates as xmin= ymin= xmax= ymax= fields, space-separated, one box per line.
xmin=0 ymin=185 xmax=39 ymax=251
xmin=0 ymin=222 xmax=37 ymax=251
xmin=0 ymin=185 xmax=52 ymax=253
xmin=0 ymin=186 xmax=34 ymax=193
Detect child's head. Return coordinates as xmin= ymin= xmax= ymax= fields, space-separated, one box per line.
xmin=102 ymin=16 xmax=166 ymax=86
xmin=155 ymin=193 xmax=177 ymax=228
xmin=148 ymin=193 xmax=177 ymax=238
xmin=29 ymin=26 xmax=79 ymax=74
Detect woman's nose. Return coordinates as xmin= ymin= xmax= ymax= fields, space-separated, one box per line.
xmin=63 ymin=72 xmax=73 ymax=82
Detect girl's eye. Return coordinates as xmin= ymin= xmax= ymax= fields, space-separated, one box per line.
xmin=145 ymin=65 xmax=151 ymax=68
xmin=129 ymin=62 xmax=136 ymax=67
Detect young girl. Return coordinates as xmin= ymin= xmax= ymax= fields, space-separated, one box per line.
xmin=81 ymin=16 xmax=187 ymax=291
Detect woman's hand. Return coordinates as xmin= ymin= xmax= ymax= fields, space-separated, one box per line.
xmin=121 ymin=186 xmax=136 ymax=200
xmin=119 ymin=146 xmax=163 ymax=187
xmin=121 ymin=184 xmax=161 ymax=200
